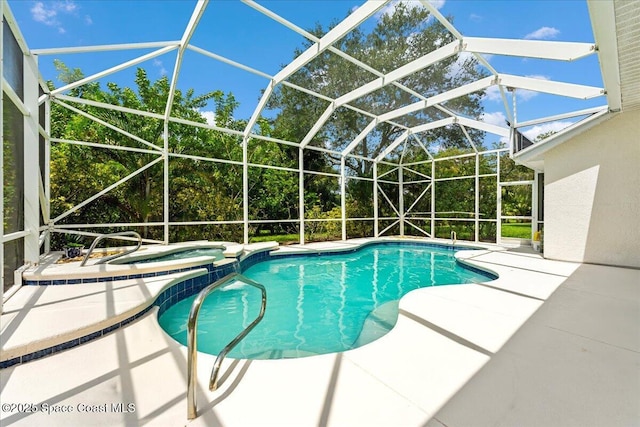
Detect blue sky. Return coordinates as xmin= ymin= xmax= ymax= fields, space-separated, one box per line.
xmin=8 ymin=0 xmax=607 ymax=142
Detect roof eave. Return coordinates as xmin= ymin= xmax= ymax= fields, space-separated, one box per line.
xmin=513 ymin=109 xmax=614 ymax=169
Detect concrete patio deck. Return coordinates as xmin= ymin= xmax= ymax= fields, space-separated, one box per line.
xmin=1 ymin=240 xmax=638 ymax=427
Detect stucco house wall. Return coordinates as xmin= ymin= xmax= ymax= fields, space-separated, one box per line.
xmin=543 ymin=110 xmax=640 ymax=268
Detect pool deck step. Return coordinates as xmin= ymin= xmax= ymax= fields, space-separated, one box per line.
xmin=0 ymin=270 xmax=206 ymax=364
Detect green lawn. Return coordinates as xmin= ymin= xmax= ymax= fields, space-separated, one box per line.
xmin=249 ymin=233 xmax=299 ymax=244
xmin=249 ymin=232 xmax=338 ymax=244
xmin=249 ymin=224 xmax=532 ymax=242
xmin=501 ymin=223 xmax=531 ymax=239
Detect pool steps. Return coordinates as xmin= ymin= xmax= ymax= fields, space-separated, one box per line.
xmin=2 ymin=243 xmax=278 ymax=369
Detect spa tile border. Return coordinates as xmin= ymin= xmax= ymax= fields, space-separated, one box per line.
xmin=1 ymin=261 xmax=247 ymax=369
xmin=0 ymin=305 xmax=155 ymax=369
xmin=23 ymin=264 xmax=210 ymax=286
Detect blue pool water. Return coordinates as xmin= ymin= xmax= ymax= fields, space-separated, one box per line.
xmin=120 ymin=248 xmax=224 ymax=264
xmin=158 ymin=243 xmax=495 ymax=359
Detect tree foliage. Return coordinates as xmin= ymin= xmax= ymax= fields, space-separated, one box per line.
xmin=50 ymin=62 xmax=247 ymax=245
xmin=47 ymin=4 xmax=535 ymax=247
xmin=268 ymin=3 xmax=487 ymax=176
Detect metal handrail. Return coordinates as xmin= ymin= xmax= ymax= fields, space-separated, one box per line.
xmin=187 ymin=273 xmax=267 ymax=420
xmin=80 ymin=231 xmax=142 ymax=266
xmin=451 ymin=230 xmax=457 ymax=245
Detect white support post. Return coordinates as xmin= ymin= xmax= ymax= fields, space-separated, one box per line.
xmin=1 ymin=0 xmax=4 ymax=305
xmin=299 ymin=147 xmax=305 ymax=245
xmin=399 ymin=164 xmax=404 ymax=236
xmin=510 ymin=88 xmax=517 ymax=157
xmin=475 ymin=153 xmax=480 ymax=242
xmin=496 ymin=153 xmax=502 ymax=243
xmin=243 ymin=136 xmax=249 ymax=245
xmin=431 ymin=160 xmax=435 ymax=237
xmin=44 ymin=98 xmax=51 ymax=252
xmin=373 ymin=162 xmax=379 ymax=237
xmin=163 ymin=122 xmax=170 ymax=244
xmin=242 ymin=81 xmax=275 ymax=244
xmin=340 ymin=156 xmax=346 ymax=241
xmin=24 ymin=52 xmax=40 ymax=264
xmin=532 ymin=172 xmax=539 ymax=240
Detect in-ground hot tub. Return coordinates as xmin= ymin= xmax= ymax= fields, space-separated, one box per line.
xmin=22 ymin=242 xmax=237 ymax=286
xmin=111 ymin=246 xmax=225 ymax=264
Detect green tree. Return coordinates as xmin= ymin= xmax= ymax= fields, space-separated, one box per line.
xmin=268 ymin=3 xmax=488 ymax=234
xmin=49 ymin=62 xmax=246 ymax=245
xmin=269 ymin=3 xmax=486 ymax=174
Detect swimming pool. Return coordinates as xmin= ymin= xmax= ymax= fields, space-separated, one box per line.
xmin=158 ymin=243 xmax=495 ymax=359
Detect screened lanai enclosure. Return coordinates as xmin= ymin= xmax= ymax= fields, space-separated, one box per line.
xmin=2 ymin=0 xmax=609 ymax=292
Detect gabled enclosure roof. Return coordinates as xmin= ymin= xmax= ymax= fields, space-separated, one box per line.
xmin=16 ymin=0 xmax=617 ymax=162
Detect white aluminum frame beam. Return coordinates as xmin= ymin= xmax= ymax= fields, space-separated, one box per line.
xmin=52 ymin=156 xmax=164 ymax=223
xmin=463 ymin=37 xmax=596 ymax=61
xmin=2 ymin=76 xmax=29 ymax=115
xmin=31 ymin=41 xmax=180 ymax=56
xmin=187 ymin=44 xmax=272 ymax=79
xmin=54 ymin=99 xmax=162 ymax=151
xmin=300 ymin=103 xmax=335 ymax=147
xmin=587 ymin=0 xmax=622 ymax=112
xmin=24 ymin=48 xmax=40 ymax=264
xmin=411 ymin=134 xmax=434 ymax=160
xmin=50 ymin=45 xmax=178 ymax=96
xmin=242 ymin=0 xmax=416 ymax=128
xmin=498 ymin=74 xmax=605 ymax=99
xmin=377 ymin=184 xmax=401 ymax=217
xmin=334 ymin=40 xmax=460 ymax=107
xmin=406 ymin=183 xmax=432 ymax=214
xmin=342 ymin=119 xmax=378 ymax=156
xmin=244 ymin=0 xmax=424 ymax=113
xmin=457 ymin=116 xmax=510 ymax=137
xmin=271 ymin=1 xmax=388 ymax=85
xmin=164 ymin=0 xmax=208 ymax=120
xmin=515 ymin=106 xmax=607 ymax=128
xmin=409 ymin=117 xmax=456 ymax=135
xmin=51 ymin=138 xmax=162 ymax=156
xmin=375 ymin=130 xmax=410 ymax=162
xmin=419 ymin=0 xmax=499 ymax=78
xmin=2 ymin=1 xmax=29 ymax=55
xmin=163 ymin=2 xmax=208 ymax=243
xmin=458 ymin=124 xmax=478 ymax=152
xmin=378 ymin=76 xmax=496 ymax=123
